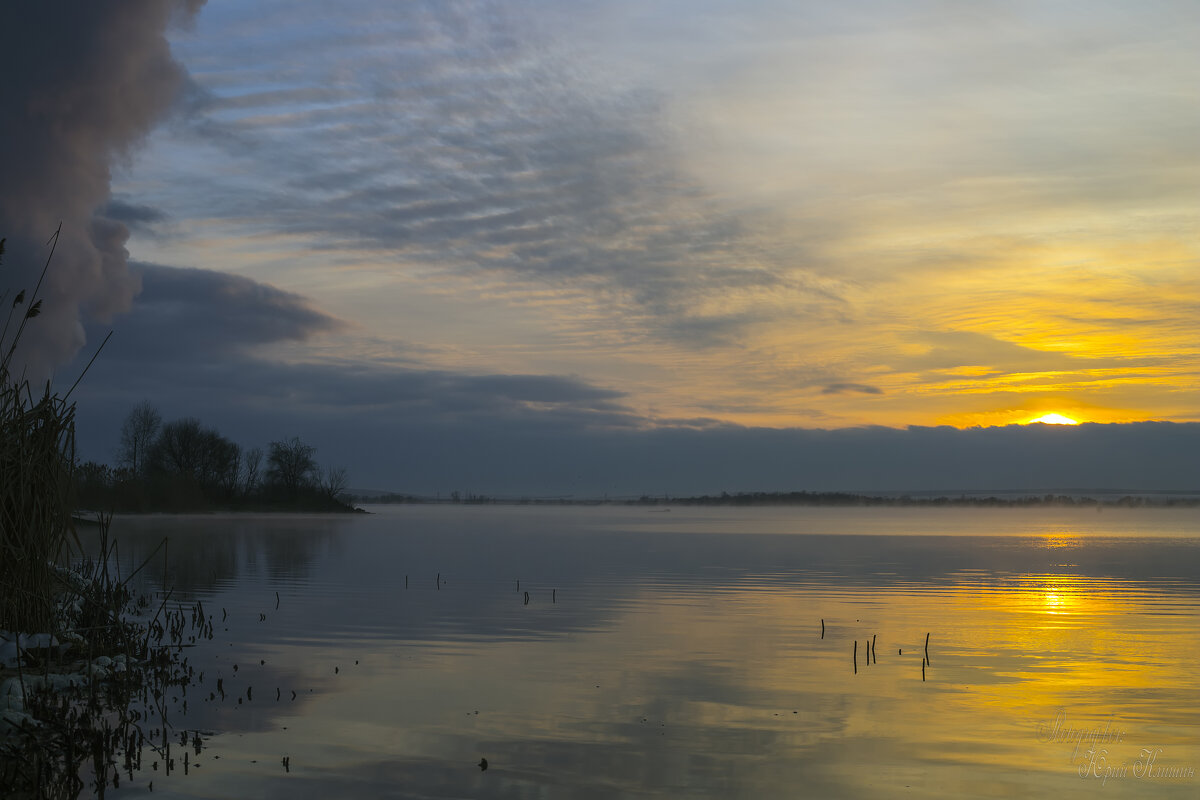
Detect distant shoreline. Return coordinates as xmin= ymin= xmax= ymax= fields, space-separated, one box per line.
xmin=72 ymin=502 xmax=364 ymax=521
xmin=350 ymin=490 xmax=1200 ymax=508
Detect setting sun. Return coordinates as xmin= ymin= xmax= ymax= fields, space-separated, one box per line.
xmin=1029 ymin=413 xmax=1080 ymax=425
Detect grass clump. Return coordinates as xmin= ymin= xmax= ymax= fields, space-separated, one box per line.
xmin=0 ymin=231 xmax=206 ymax=797
xmin=0 ymin=231 xmax=80 ymax=634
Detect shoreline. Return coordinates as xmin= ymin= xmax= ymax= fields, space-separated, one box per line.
xmin=348 ymin=490 xmax=1200 ymax=509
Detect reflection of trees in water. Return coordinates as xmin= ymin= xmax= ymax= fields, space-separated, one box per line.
xmin=73 ymin=513 xmax=1200 ymax=650
xmin=76 ymin=515 xmax=349 ymax=595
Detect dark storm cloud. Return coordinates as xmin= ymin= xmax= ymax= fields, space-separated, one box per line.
xmin=101 ymin=199 xmax=172 ymax=239
xmin=103 ymin=263 xmax=344 ymax=360
xmin=0 ymin=1 xmax=204 ymax=375
xmin=102 ymin=200 xmax=169 ymax=228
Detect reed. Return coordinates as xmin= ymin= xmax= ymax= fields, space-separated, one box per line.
xmin=0 ymin=513 xmax=204 ymax=797
xmin=0 ymin=230 xmax=82 ymax=633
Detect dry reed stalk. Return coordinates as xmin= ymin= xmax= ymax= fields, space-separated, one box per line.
xmin=0 ymin=230 xmax=82 ymax=633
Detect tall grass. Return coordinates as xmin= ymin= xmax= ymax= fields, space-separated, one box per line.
xmin=0 ymin=230 xmax=80 ymax=633
xmin=0 ymin=230 xmax=203 ymax=797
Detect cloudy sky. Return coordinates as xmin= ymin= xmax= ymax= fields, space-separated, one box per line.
xmin=5 ymin=1 xmax=1200 ymax=495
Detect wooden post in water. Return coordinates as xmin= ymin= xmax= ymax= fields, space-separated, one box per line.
xmin=821 ymin=619 xmax=825 ymax=639
xmin=523 ymin=591 xmax=530 ymax=606
xmin=436 ymin=572 xmax=441 ymax=590
xmin=872 ymin=634 xmax=877 ymax=664
xmin=853 ymin=640 xmax=857 ymax=674
xmin=924 ymin=632 xmax=930 ymax=664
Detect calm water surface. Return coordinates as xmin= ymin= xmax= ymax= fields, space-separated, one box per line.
xmin=91 ymin=505 xmax=1200 ymax=798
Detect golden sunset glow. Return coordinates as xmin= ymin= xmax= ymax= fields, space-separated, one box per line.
xmin=1029 ymin=414 xmax=1080 ymax=425
xmin=19 ymin=0 xmax=1197 ymax=496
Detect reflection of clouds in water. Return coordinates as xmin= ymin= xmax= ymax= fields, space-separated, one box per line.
xmin=80 ymin=508 xmax=1200 ymax=798
xmin=88 ymin=508 xmax=1200 ymax=648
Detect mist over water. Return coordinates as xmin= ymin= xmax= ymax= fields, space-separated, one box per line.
xmin=90 ymin=505 xmax=1200 ymax=798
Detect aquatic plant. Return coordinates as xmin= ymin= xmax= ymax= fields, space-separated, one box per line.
xmin=0 ymin=513 xmax=212 ymax=797
xmin=0 ymin=231 xmax=210 ymax=796
xmin=0 ymin=231 xmax=80 ymax=634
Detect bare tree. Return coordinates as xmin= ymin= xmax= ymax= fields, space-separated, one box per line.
xmin=241 ymin=446 xmax=262 ymax=496
xmin=117 ymin=400 xmax=161 ymax=475
xmin=147 ymin=417 xmax=240 ymax=492
xmin=266 ymin=436 xmax=318 ymax=493
xmin=322 ymin=465 xmax=349 ymax=500
xmin=149 ymin=417 xmax=205 ymax=478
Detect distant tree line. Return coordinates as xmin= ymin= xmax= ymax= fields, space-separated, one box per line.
xmin=75 ymin=400 xmax=352 ymax=512
xmin=628 ymin=491 xmax=1200 ymax=508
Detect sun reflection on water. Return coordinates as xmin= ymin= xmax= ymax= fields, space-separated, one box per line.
xmin=81 ymin=508 xmax=1200 ymax=800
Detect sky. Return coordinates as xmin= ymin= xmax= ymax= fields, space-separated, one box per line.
xmin=4 ymin=0 xmax=1200 ymax=496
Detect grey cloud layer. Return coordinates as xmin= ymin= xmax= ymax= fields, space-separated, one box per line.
xmin=1 ymin=1 xmax=202 ymax=374
xmin=73 ymin=263 xmax=640 ymax=450
xmin=109 ymin=263 xmax=343 ymax=360
xmin=69 ymin=263 xmax=1200 ymax=496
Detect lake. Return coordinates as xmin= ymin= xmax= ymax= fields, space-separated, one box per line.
xmin=86 ymin=504 xmax=1200 ymax=798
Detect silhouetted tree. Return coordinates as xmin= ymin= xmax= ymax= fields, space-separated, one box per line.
xmin=321 ymin=465 xmax=348 ymax=500
xmin=148 ymin=417 xmax=205 ymax=479
xmin=241 ymin=446 xmax=263 ymax=496
xmin=116 ymin=400 xmax=160 ymax=475
xmin=266 ymin=436 xmax=318 ymax=494
xmin=149 ymin=417 xmax=241 ymax=497
xmin=74 ymin=460 xmax=114 ymax=510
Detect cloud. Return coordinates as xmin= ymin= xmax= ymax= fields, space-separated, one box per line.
xmin=77 ymin=263 xmax=342 ymax=367
xmin=83 ymin=262 xmax=623 ymax=417
xmin=68 ymin=261 xmax=1197 ymax=495
xmin=101 ymin=199 xmax=171 ymax=238
xmin=69 ymin=261 xmax=642 ymax=466
xmin=822 ymin=383 xmax=883 ymax=396
xmin=899 ymin=330 xmax=1098 ymax=374
xmin=0 ymin=1 xmax=204 ymax=376
xmin=141 ymin=0 xmax=842 ymax=346
xmin=69 ymin=270 xmax=1200 ymax=497
xmin=58 ymin=1 xmax=1200 ymax=441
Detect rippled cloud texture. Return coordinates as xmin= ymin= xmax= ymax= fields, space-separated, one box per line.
xmin=14 ymin=0 xmax=1198 ymax=493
